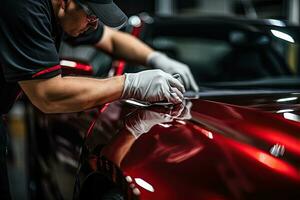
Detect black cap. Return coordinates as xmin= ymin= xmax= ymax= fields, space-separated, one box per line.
xmin=77 ymin=0 xmax=128 ymax=29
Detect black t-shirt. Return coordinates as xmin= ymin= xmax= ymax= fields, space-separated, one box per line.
xmin=0 ymin=0 xmax=104 ymax=114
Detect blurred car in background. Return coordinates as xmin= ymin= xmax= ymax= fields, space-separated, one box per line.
xmin=132 ymin=14 xmax=299 ymax=85
xmin=19 ymin=15 xmax=300 ymax=200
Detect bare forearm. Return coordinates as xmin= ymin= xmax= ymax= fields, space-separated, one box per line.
xmin=96 ymin=26 xmax=153 ymax=65
xmin=19 ymin=75 xmax=125 ymax=113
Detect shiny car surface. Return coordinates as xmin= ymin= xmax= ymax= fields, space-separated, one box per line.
xmin=25 ymin=16 xmax=300 ymax=200
xmin=89 ymin=92 xmax=300 ymax=200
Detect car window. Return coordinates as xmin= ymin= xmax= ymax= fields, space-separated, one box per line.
xmin=272 ymin=38 xmax=299 ymax=74
xmin=153 ymin=37 xmax=231 ymax=82
xmin=152 ymin=35 xmax=297 ymax=84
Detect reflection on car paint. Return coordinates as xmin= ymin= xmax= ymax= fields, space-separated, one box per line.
xmin=269 ymin=144 xmax=285 ymax=157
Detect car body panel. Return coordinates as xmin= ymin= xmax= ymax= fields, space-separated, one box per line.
xmin=95 ymin=92 xmax=300 ymax=200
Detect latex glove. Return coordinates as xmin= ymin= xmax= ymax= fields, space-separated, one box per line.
xmin=125 ymin=102 xmax=192 ymax=138
xmin=121 ymin=69 xmax=185 ymax=104
xmin=147 ymin=52 xmax=199 ymax=92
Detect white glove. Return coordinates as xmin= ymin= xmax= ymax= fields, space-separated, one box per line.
xmin=121 ymin=69 xmax=185 ymax=104
xmin=125 ymin=102 xmax=192 ymax=138
xmin=125 ymin=110 xmax=173 ymax=138
xmin=147 ymin=52 xmax=199 ymax=92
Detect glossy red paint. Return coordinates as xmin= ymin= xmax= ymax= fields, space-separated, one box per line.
xmin=191 ymin=100 xmax=300 ymax=156
xmin=104 ymin=99 xmax=300 ymax=200
xmin=226 ymin=139 xmax=299 ymax=180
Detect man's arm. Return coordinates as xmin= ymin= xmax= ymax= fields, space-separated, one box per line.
xmin=19 ymin=75 xmax=125 ymax=114
xmin=19 ymin=69 xmax=184 ymax=114
xmin=18 ymin=27 xmax=187 ymax=114
xmin=95 ymin=26 xmax=154 ymax=65
xmin=96 ymin=26 xmax=199 ymax=91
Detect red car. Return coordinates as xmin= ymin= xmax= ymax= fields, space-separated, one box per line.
xmin=80 ymin=92 xmax=300 ymax=200
xmin=23 ymin=16 xmax=300 ymax=200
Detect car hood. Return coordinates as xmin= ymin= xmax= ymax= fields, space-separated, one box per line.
xmin=98 ymin=91 xmax=300 ymax=200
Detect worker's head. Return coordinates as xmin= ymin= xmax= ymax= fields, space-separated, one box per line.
xmin=56 ymin=0 xmax=127 ymax=37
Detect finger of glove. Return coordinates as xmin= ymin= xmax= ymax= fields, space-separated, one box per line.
xmin=170 ymin=102 xmax=185 ymax=117
xmin=186 ymin=71 xmax=199 ymax=92
xmin=170 ymin=87 xmax=184 ymax=100
xmin=167 ymin=75 xmax=186 ymax=93
xmin=180 ymin=71 xmax=192 ymax=91
xmin=165 ymin=89 xmax=182 ymax=104
xmin=176 ymin=76 xmax=185 ymax=87
xmin=149 ymin=75 xmax=182 ymax=104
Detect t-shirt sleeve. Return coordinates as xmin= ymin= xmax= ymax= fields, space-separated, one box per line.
xmin=63 ymin=23 xmax=104 ymax=46
xmin=0 ymin=0 xmax=61 ymax=82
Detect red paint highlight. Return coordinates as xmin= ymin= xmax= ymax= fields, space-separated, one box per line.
xmin=226 ymin=138 xmax=300 ymax=180
xmin=86 ymin=103 xmax=110 ymax=138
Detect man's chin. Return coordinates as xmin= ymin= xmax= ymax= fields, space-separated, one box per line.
xmin=70 ymin=32 xmax=80 ymax=37
xmin=65 ymin=30 xmax=80 ymax=37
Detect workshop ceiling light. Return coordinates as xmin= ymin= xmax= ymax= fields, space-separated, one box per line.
xmin=271 ymin=30 xmax=295 ymax=43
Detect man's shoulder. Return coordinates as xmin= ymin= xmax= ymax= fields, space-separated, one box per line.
xmin=1 ymin=0 xmax=52 ymax=15
xmin=1 ymin=0 xmax=53 ymax=26
xmin=0 ymin=0 xmax=60 ymax=83
xmin=0 ymin=0 xmax=56 ymax=38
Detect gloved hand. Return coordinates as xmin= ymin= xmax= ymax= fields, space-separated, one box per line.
xmin=121 ymin=69 xmax=185 ymax=104
xmin=147 ymin=52 xmax=199 ymax=92
xmin=125 ymin=102 xmax=192 ymax=138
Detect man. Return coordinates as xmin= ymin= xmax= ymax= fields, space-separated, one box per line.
xmin=0 ymin=0 xmax=198 ymax=198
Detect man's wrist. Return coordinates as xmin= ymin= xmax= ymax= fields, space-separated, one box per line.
xmin=117 ymin=74 xmax=126 ymax=99
xmin=146 ymin=51 xmax=166 ymax=68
